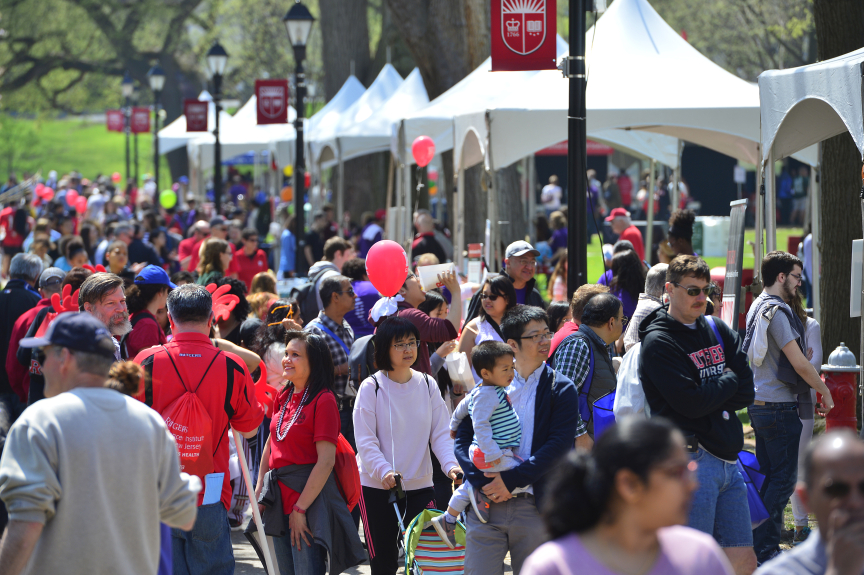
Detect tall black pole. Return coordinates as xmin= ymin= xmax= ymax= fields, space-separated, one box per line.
xmin=213 ymin=73 xmax=223 ymax=213
xmin=134 ymin=132 xmax=139 ymax=187
xmin=124 ymin=96 xmax=131 ymax=187
xmin=153 ymin=92 xmax=161 ymax=189
xmin=566 ymin=0 xmax=589 ymax=299
xmin=293 ymin=45 xmax=307 ymax=263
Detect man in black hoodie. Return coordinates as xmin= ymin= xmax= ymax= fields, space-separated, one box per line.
xmin=639 ymin=255 xmax=756 ymax=575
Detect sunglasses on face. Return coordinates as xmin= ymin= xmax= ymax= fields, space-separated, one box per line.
xmin=480 ymin=293 xmax=500 ymax=301
xmin=33 ymin=347 xmax=47 ymax=364
xmin=336 ymin=289 xmax=356 ymax=297
xmin=822 ymin=478 xmax=864 ymax=500
xmin=673 ymin=282 xmax=715 ymax=297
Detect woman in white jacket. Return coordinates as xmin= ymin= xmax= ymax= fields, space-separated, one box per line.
xmin=353 ymin=316 xmax=462 ymax=575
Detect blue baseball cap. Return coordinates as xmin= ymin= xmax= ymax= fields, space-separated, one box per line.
xmin=134 ymin=265 xmax=177 ymax=288
xmin=20 ymin=312 xmax=117 ymax=359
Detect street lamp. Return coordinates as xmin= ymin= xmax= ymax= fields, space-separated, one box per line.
xmin=206 ymin=41 xmax=229 ymax=212
xmin=283 ymin=2 xmax=315 ymax=263
xmin=122 ymin=71 xmax=134 ymax=188
xmin=148 ymin=63 xmax=166 ymax=190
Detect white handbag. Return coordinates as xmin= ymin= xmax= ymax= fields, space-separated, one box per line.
xmin=613 ymin=342 xmax=647 ymax=419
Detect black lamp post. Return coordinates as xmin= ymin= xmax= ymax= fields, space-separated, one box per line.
xmin=132 ymin=84 xmax=140 ymax=187
xmin=122 ymin=71 xmax=134 ymax=188
xmin=283 ymin=2 xmax=315 ymax=260
xmin=206 ymin=41 xmax=229 ymax=213
xmin=147 ymin=64 xmax=166 ymax=190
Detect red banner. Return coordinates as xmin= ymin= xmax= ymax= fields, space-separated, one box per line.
xmin=491 ymin=0 xmax=557 ymax=72
xmin=130 ymin=107 xmax=151 ymax=134
xmin=106 ymin=110 xmax=124 ymax=132
xmin=255 ymin=79 xmax=290 ymax=125
xmin=535 ymin=139 xmax=615 ymax=156
xmin=184 ymin=99 xmax=209 ymax=132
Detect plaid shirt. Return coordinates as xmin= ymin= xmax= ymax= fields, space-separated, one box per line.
xmin=304 ymin=311 xmax=354 ymax=396
xmin=552 ymin=335 xmax=591 ymax=437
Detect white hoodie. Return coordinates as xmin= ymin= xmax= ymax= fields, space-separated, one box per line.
xmin=353 ymin=370 xmax=458 ymax=491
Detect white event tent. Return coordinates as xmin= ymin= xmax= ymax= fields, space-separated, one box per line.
xmin=757 ymin=46 xmax=864 ymax=324
xmin=158 ymin=90 xmax=233 ymax=154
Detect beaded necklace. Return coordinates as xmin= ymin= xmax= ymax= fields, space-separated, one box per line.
xmin=275 ymin=384 xmax=310 ymax=441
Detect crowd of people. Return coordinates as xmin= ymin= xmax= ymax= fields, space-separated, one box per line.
xmin=0 ymin=169 xmax=861 ymax=575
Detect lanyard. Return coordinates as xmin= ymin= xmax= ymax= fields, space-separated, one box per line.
xmin=311 ymin=320 xmax=350 ymax=355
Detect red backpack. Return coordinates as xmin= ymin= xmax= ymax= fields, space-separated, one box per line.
xmin=159 ymin=347 xmax=222 ymax=480
xmin=335 ymin=434 xmax=360 ymax=512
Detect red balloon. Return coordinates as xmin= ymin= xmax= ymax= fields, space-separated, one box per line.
xmin=412 ymin=136 xmax=435 ymax=168
xmin=75 ymin=196 xmax=88 ymax=214
xmin=112 ymin=172 xmax=122 ymax=183
xmin=366 ymin=240 xmax=409 ymax=297
xmin=34 ymin=183 xmax=45 ymax=196
xmin=42 ymin=187 xmax=55 ymax=201
xmin=66 ymin=189 xmax=79 ymax=204
xmin=304 ymin=171 xmax=311 ymax=188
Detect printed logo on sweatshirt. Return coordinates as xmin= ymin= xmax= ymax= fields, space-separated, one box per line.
xmin=688 ymin=344 xmax=726 ymax=381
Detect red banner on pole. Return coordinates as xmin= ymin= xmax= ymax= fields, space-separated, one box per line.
xmin=535 ymin=139 xmax=615 ymax=156
xmin=255 ymin=79 xmax=290 ymax=125
xmin=491 ymin=0 xmax=557 ymax=71
xmin=106 ymin=110 xmax=124 ymax=132
xmin=184 ymin=99 xmax=209 ymax=132
xmin=130 ymin=107 xmax=151 ymax=134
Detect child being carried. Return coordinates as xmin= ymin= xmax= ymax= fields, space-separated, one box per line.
xmin=431 ymin=340 xmax=524 ymax=548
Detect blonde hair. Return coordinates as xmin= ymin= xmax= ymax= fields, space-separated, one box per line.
xmin=416 ymin=253 xmax=440 ymax=267
xmin=198 ymin=238 xmax=230 ymax=275
xmin=249 ymin=292 xmax=278 ymax=320
xmin=250 ymin=270 xmax=277 ymax=295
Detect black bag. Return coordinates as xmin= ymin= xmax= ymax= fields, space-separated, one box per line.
xmin=290 ymin=267 xmax=331 ymax=324
xmin=348 ymin=334 xmax=376 ymax=396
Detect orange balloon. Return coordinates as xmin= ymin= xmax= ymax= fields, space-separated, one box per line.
xmin=280 ymin=186 xmax=293 ymax=202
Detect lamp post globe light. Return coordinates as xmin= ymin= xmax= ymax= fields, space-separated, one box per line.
xmin=283 ymin=1 xmax=315 ymax=262
xmin=147 ymin=64 xmax=166 ymax=191
xmin=206 ymin=41 xmax=229 ymax=213
xmin=122 ymin=71 xmax=134 ymax=188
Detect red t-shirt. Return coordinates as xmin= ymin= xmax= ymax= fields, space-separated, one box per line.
xmin=187 ymin=237 xmax=240 ymax=277
xmin=549 ymin=321 xmax=579 ymax=358
xmin=135 ymin=332 xmax=265 ymax=510
xmin=178 ymin=236 xmax=198 ymax=261
xmin=619 ymin=225 xmax=645 ymax=261
xmin=268 ymin=387 xmax=340 ymax=514
xmin=233 ymin=247 xmax=269 ymax=291
xmin=124 ymin=311 xmax=168 ymax=360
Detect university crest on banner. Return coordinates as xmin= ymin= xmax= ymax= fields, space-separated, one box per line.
xmin=184 ymin=99 xmax=209 ymax=132
xmin=106 ymin=110 xmax=124 ymax=132
xmin=491 ymin=0 xmax=557 ymax=71
xmin=255 ymin=79 xmax=289 ymax=125
xmin=130 ymin=107 xmax=151 ymax=134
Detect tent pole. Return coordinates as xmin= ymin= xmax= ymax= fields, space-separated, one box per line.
xmin=765 ymin=147 xmax=777 ymax=253
xmin=385 ymin=153 xmax=394 ymax=213
xmin=528 ymin=155 xmax=537 ymax=243
xmin=811 ymin=149 xmax=821 ymax=323
xmin=337 ymin=140 xmax=345 ymax=233
xmin=646 ymin=159 xmax=656 ymax=260
xmin=457 ymin=164 xmax=465 ymax=272
xmin=755 ymin=164 xmax=764 ymax=285
xmin=860 ymin=155 xmax=864 ymax=439
xmin=671 ymin=139 xmax=683 ymax=211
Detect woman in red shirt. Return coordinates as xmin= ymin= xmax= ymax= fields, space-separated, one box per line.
xmin=255 ymin=330 xmax=341 ymax=575
xmin=123 ymin=265 xmax=176 ymax=359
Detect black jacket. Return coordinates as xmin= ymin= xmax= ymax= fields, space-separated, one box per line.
xmin=0 ymin=279 xmax=40 ymax=395
xmin=465 ymin=270 xmax=547 ymax=322
xmin=638 ymin=305 xmax=754 ymax=461
xmin=128 ymin=238 xmax=162 ymax=267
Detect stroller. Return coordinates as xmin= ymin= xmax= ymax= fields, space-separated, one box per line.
xmin=390 ymin=474 xmax=468 ymax=575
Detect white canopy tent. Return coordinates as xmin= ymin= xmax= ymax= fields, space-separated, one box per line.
xmin=158 ymin=91 xmax=233 ymax=155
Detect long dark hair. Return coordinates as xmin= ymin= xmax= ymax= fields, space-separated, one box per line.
xmin=479 ymin=275 xmax=517 ymax=321
xmin=126 ymin=283 xmax=169 ymax=315
xmin=284 ymin=330 xmax=335 ymax=406
xmin=609 ymin=249 xmax=645 ymax=302
xmin=541 ymin=417 xmax=680 ymax=538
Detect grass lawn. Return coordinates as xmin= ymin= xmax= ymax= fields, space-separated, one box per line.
xmin=7 ymin=116 xmax=171 ymax=190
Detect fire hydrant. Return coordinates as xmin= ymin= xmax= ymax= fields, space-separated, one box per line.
xmin=820 ymin=343 xmax=859 ymax=431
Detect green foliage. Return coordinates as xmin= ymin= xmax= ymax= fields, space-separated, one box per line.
xmin=0 ymin=115 xmax=40 ymax=175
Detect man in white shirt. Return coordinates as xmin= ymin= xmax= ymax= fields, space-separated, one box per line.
xmin=540 ymin=175 xmax=563 ymax=217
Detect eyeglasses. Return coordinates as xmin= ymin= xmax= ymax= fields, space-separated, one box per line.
xmin=822 ymin=478 xmax=864 ymax=500
xmin=787 ymin=272 xmax=803 ymax=284
xmin=336 ymin=289 xmax=356 ymax=297
xmin=392 ymin=340 xmax=420 ymax=351
xmin=673 ymin=283 xmax=715 ymax=297
xmin=518 ymin=331 xmax=554 ymax=343
xmin=656 ymin=460 xmax=698 ymax=481
xmin=480 ymin=293 xmax=500 ymax=301
xmin=245 ymin=237 xmax=259 ymax=243
xmin=618 ymin=315 xmax=629 ymax=326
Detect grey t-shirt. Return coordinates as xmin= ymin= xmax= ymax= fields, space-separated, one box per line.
xmin=752 ymin=311 xmax=799 ymax=402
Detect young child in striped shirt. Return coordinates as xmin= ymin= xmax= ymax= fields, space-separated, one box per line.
xmin=431 ymin=340 xmax=523 ymax=548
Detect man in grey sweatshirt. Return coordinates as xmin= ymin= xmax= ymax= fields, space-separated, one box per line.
xmin=0 ymin=312 xmax=200 ymax=575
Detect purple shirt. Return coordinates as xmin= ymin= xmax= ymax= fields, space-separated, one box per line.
xmin=345 ymin=280 xmax=380 ymax=338
xmin=549 ymin=227 xmax=568 ymax=253
xmin=596 ymin=270 xmax=637 ymax=318
xmin=514 ymin=286 xmax=527 ymax=304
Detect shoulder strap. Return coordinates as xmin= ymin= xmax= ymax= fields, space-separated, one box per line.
xmin=423 ymin=372 xmax=431 ymax=392
xmin=705 ymin=315 xmax=724 ymax=353
xmin=371 ymin=374 xmax=380 ymax=396
xmin=309 ymin=319 xmax=350 ymax=355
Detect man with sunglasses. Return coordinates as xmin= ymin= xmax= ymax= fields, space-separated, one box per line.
xmin=639 ymin=255 xmax=757 ymax=574
xmin=233 ymin=228 xmax=269 ymax=292
xmin=744 ymin=250 xmax=835 ymax=565
xmin=755 ymin=429 xmax=864 ymax=575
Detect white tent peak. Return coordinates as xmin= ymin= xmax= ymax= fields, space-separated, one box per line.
xmin=307 ymin=75 xmax=366 ymax=135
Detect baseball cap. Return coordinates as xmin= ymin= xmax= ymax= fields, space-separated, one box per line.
xmin=605 ymin=207 xmax=631 ymax=222
xmin=186 ymin=192 xmax=196 ymax=202
xmin=178 ymin=176 xmax=189 ymax=184
xmin=375 ymin=209 xmax=387 ymax=220
xmin=505 ymin=240 xmax=540 ymax=259
xmin=209 ymin=216 xmax=227 ymax=228
xmin=39 ymin=267 xmax=66 ymax=289
xmin=19 ymin=312 xmax=117 ymax=359
xmin=135 ymin=265 xmax=177 ymax=289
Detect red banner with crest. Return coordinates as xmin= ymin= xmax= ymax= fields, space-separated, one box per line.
xmin=491 ymin=0 xmax=557 ymax=72
xmin=184 ymin=99 xmax=209 ymax=132
xmin=255 ymin=79 xmax=290 ymax=125
xmin=130 ymin=107 xmax=151 ymax=134
xmin=106 ymin=110 xmax=124 ymax=132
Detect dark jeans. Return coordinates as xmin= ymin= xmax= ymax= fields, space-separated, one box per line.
xmin=748 ymin=402 xmax=803 ymax=563
xmin=360 ymin=485 xmax=436 ymax=575
xmin=273 ymin=533 xmax=326 ymax=575
xmin=0 ymin=392 xmax=25 ymax=535
xmin=172 ymin=503 xmax=234 ymax=575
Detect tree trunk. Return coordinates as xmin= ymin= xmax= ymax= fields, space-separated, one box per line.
xmin=813 ymin=0 xmax=864 ymax=423
xmin=319 ymin=0 xmax=372 ymax=99
xmin=496 ymin=164 xmax=527 ymax=250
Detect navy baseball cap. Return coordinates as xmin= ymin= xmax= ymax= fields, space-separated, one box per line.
xmin=135 ymin=265 xmax=177 ymax=288
xmin=209 ymin=216 xmax=227 ymax=228
xmin=20 ymin=312 xmax=117 ymax=358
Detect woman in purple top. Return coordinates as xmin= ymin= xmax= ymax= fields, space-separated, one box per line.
xmin=548 ymin=211 xmax=568 ymax=259
xmin=341 ymin=258 xmax=381 ymax=338
xmin=522 ymin=418 xmax=734 ymax=575
xmin=606 ymin=249 xmax=643 ymax=319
